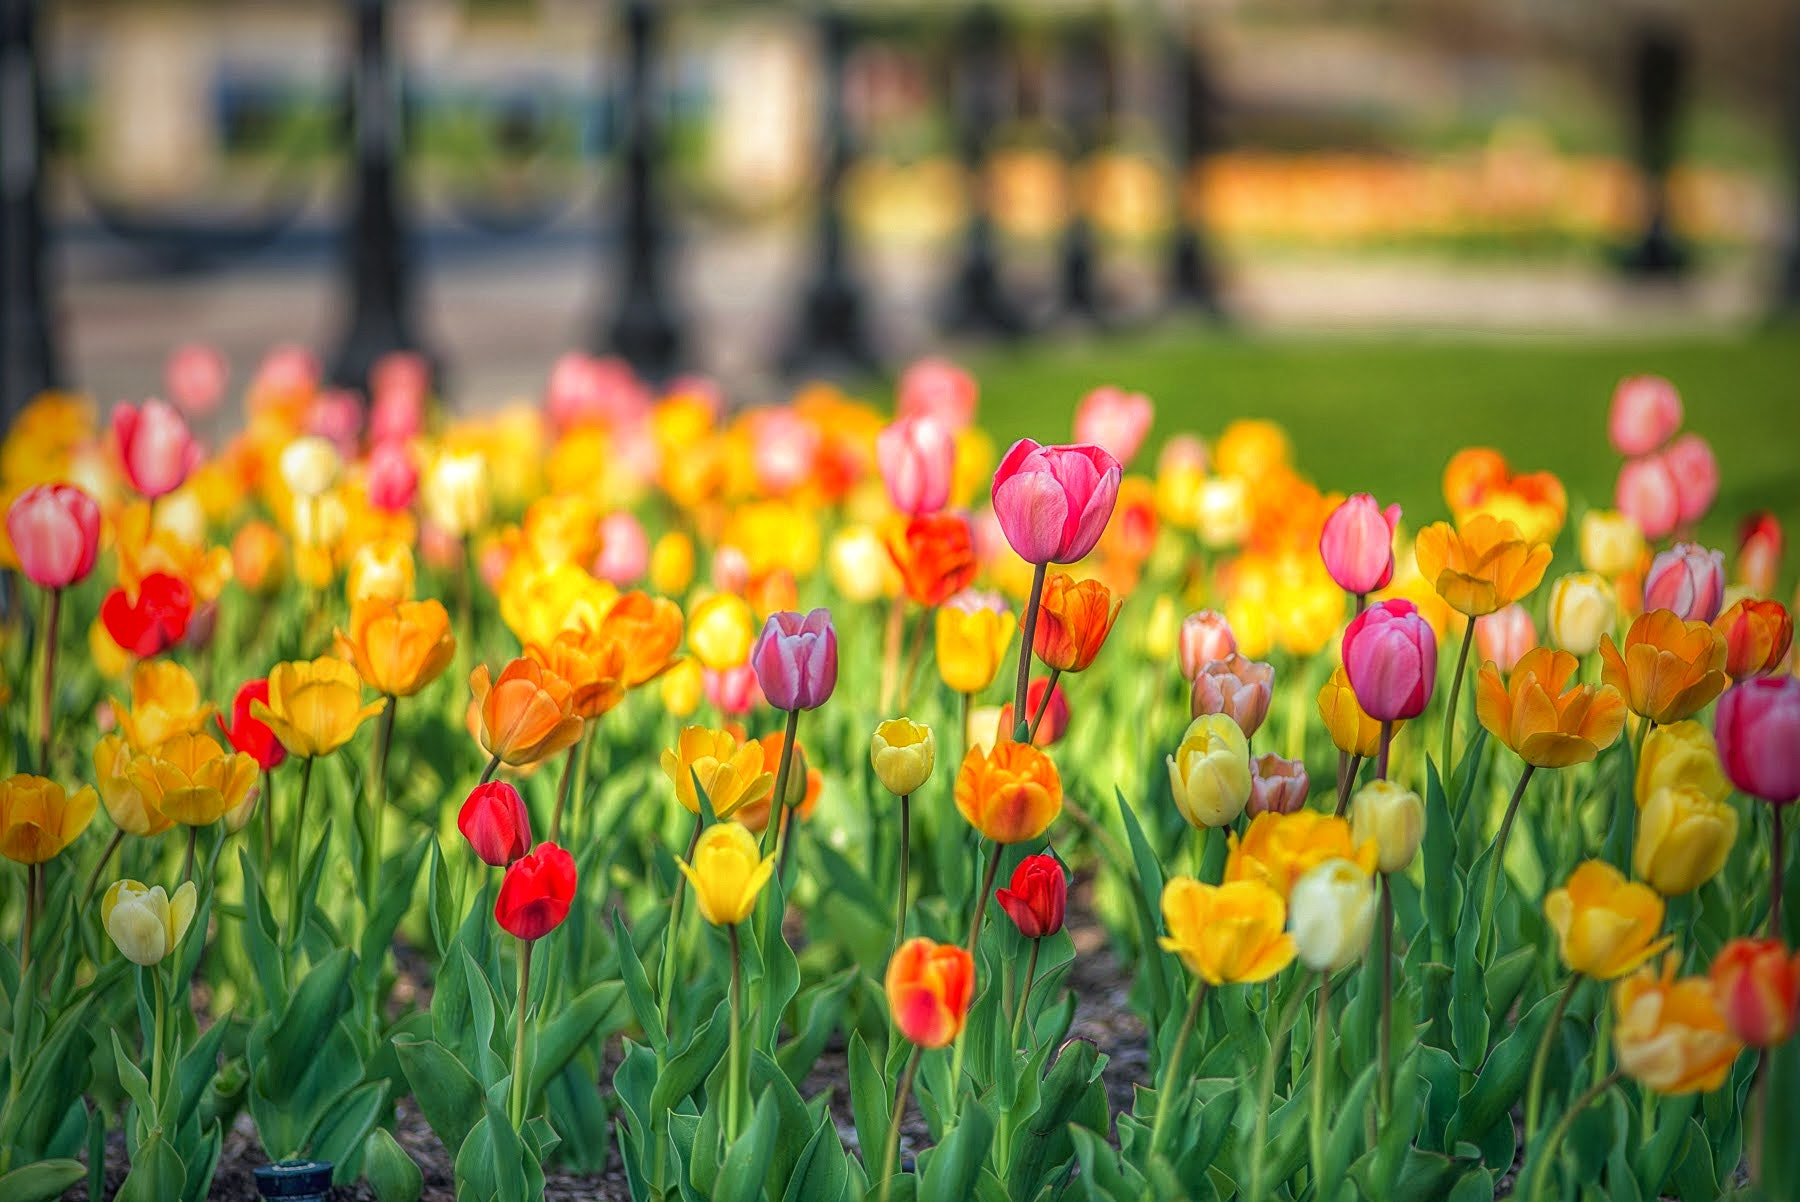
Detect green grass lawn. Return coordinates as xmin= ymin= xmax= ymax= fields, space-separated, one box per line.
xmin=968 ymin=326 xmax=1800 ymax=565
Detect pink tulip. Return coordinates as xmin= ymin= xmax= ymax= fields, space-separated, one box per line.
xmin=752 ymin=408 xmax=821 ymax=496
xmin=1737 ymin=512 xmax=1783 ymax=597
xmin=1319 ymin=493 xmax=1402 ymax=595
xmin=877 ymin=415 xmax=956 ymax=516
xmin=990 ymin=439 xmax=1122 ymax=565
xmin=365 ymin=442 xmax=419 ymax=512
xmin=112 ymin=399 xmax=202 ymax=499
xmin=595 ymin=511 xmax=649 ymax=585
xmin=1178 ymin=610 xmax=1237 ymax=680
xmin=1248 ymin=754 xmax=1309 ymax=816
xmin=1475 ymin=604 xmax=1538 ymax=673
xmin=751 ymin=608 xmax=838 ymax=712
xmin=1073 ymin=386 xmax=1154 ymax=466
xmin=704 ymin=664 xmax=763 ymax=717
xmin=478 ymin=539 xmax=513 ymax=591
xmin=1608 ymin=374 xmax=1683 ymax=456
xmin=370 ymin=352 xmax=429 ymax=443
xmin=897 ymin=357 xmax=977 ymax=431
xmin=712 ymin=545 xmax=751 ymax=594
xmin=547 ymin=352 xmax=649 ymax=432
xmin=1643 ymin=542 xmax=1726 ymax=624
xmin=305 ymin=389 xmax=363 ymax=459
xmin=1190 ymin=654 xmax=1275 ymax=738
xmin=6 ymin=484 xmax=101 ymax=589
xmin=1343 ymin=599 xmax=1437 ymax=721
xmin=1616 ymin=453 xmax=1681 ymax=542
xmin=164 ymin=343 xmax=228 ymax=419
xmin=1156 ymin=434 xmax=1209 ymax=478
xmin=1716 ymin=676 xmax=1800 ymax=803
xmin=250 ymin=344 xmax=320 ymax=405
xmin=1664 ymin=433 xmax=1719 ymax=529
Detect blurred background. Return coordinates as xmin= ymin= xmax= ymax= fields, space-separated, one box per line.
xmin=4 ymin=0 xmax=1800 ymax=441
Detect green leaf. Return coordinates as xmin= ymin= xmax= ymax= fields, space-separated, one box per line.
xmin=651 ymin=997 xmax=731 ymax=1115
xmin=1423 ymin=760 xmax=1458 ymax=960
xmin=1450 ymin=985 xmax=1559 ymax=1144
xmin=0 ymin=1158 xmax=88 ymax=1202
xmin=921 ymin=1102 xmax=996 ymax=1200
xmin=847 ymin=1031 xmax=890 ymax=1174
xmin=1450 ymin=844 xmax=1494 ymax=1070
xmin=1006 ymin=1038 xmax=1102 ymax=1199
xmin=112 ymin=1029 xmax=157 ymax=1127
xmin=357 ymin=834 xmax=431 ymax=991
xmin=236 ymin=850 xmax=288 ymax=1005
xmin=363 ymin=1126 xmax=424 ymax=1202
xmin=530 ymin=981 xmax=627 ymax=1097
xmin=1116 ymin=788 xmax=1174 ymax=1020
xmin=614 ymin=910 xmax=665 ymax=1053
xmin=781 ymin=1119 xmax=849 ymax=1202
xmin=394 ymin=1036 xmax=486 ymax=1158
xmin=713 ymin=1089 xmax=781 ymax=1202
xmin=310 ymin=1080 xmax=386 ymax=1176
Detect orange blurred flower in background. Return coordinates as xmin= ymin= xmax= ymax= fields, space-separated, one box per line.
xmin=885 ymin=513 xmax=979 ymax=609
xmin=601 ymin=591 xmax=685 ymax=686
xmin=337 ymin=598 xmax=457 ymax=698
xmin=117 ymin=661 xmax=215 ymax=752
xmin=1613 ymin=957 xmax=1743 ymax=1094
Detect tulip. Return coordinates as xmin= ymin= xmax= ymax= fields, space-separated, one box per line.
xmin=660 ymin=726 xmax=774 ymax=819
xmin=102 ymin=879 xmax=197 ymax=966
xmin=1608 ymin=374 xmax=1683 ymax=456
xmin=279 ymin=435 xmax=342 ymax=499
xmin=1072 ymin=386 xmax=1153 ymax=466
xmin=520 ymin=494 xmax=602 ymax=568
xmin=1545 ymin=572 xmax=1617 ymax=657
xmin=1715 ymin=675 xmax=1800 ymax=803
xmin=751 ymin=608 xmax=838 ymax=712
xmin=1190 ymin=654 xmax=1275 ymax=739
xmin=1643 ymin=543 xmax=1727 ymax=624
xmin=1317 ymin=665 xmax=1387 ymax=759
xmin=954 ymin=740 xmax=1062 ymax=844
xmin=1248 ymin=754 xmax=1310 ymax=817
xmin=884 ymin=513 xmax=978 ymax=608
xmin=1736 ymin=512 xmax=1783 ymax=597
xmin=887 ymin=936 xmax=976 ymax=1049
xmin=346 ymin=540 xmax=416 ymax=605
xmin=1635 ymin=720 xmax=1730 ymax=807
xmin=6 ymin=484 xmax=100 ymax=589
xmin=94 ymin=735 xmax=172 ymax=838
xmin=1288 ymin=859 xmax=1377 ymax=972
xmin=0 ymin=775 xmax=98 ymax=864
xmin=100 ymin=571 xmax=194 ymax=657
xmin=596 ymin=591 xmax=684 ymax=688
xmin=1177 ymin=610 xmax=1237 ymax=680
xmin=252 ymin=656 xmax=386 ymax=759
xmin=495 ymin=842 xmax=577 ymax=940
xmin=365 ymin=441 xmax=418 ymax=512
xmin=1159 ymin=877 xmax=1295 ymax=985
xmin=1414 ymin=515 xmax=1552 ymax=618
xmin=996 ymin=854 xmax=1067 ymax=939
xmin=871 ymin=718 xmax=935 ymax=796
xmin=165 ymin=343 xmax=228 ymax=417
xmin=1350 ymin=779 xmax=1426 ymax=874
xmin=214 ymin=680 xmax=284 ymax=773
xmin=1167 ymin=714 xmax=1253 ymax=829
xmin=826 ymin=526 xmax=896 ymax=602
xmin=1032 ymin=573 xmax=1121 ymax=673
xmin=1580 ymin=509 xmax=1647 ymax=579
xmin=1616 ymin=453 xmax=1682 ymax=542
xmin=876 ymin=415 xmax=956 ymax=516
xmin=1226 ymin=811 xmax=1378 ymax=901
xmin=457 ymin=781 xmax=533 ymax=868
xmin=935 ymin=593 xmax=1016 ymax=695
xmin=1195 ymin=477 xmax=1252 ymax=549
xmin=1714 ymin=599 xmax=1793 ymax=680
xmin=338 ymin=598 xmax=457 ymax=699
xmin=1634 ymin=785 xmax=1737 ymax=896
xmin=232 ymin=521 xmax=286 ymax=595
xmin=305 ymin=390 xmax=362 ymax=458
xmin=546 ymin=351 xmax=644 ymax=431
xmin=370 ymin=354 xmax=428 ymax=441
xmin=113 ymin=399 xmax=201 ymax=499
xmin=990 ymin=439 xmax=1122 ymax=565
xmin=1143 ymin=596 xmax=1179 ymax=661
xmin=1613 ymin=957 xmax=1742 ymax=1094
xmin=1709 ymin=937 xmax=1800 ymax=1048
xmin=128 ymin=732 xmax=259 ymax=827
xmin=470 ymin=659 xmax=584 ymax=768
xmin=711 ymin=546 xmax=751 ymax=594
xmin=1474 ymin=604 xmax=1537 ymax=672
xmin=749 ymin=408 xmax=818 ymax=496
xmin=1664 ymin=433 xmax=1718 ymax=528
xmin=118 ymin=660 xmax=214 ymax=752
xmin=421 ymin=449 xmax=491 ymax=537
xmin=497 ymin=560 xmax=616 ymax=651
xmin=660 ymin=658 xmax=704 ymax=717
xmin=1600 ymin=610 xmax=1728 ymax=726
xmin=595 ymin=511 xmax=650 ymax=585
xmin=650 ymin=531 xmax=696 ymax=597
xmin=1319 ymin=494 xmax=1401 ymax=596
xmin=687 ymin=593 xmax=758 ymax=670
xmin=525 ymin=628 xmax=626 ymax=721
xmin=676 ymin=821 xmax=775 ymax=926
xmin=1475 ymin=647 xmax=1627 ymax=769
xmin=1342 ymin=599 xmax=1437 ymax=722
xmin=995 ymin=678 xmax=1070 ymax=748
xmin=1543 ymin=860 xmax=1670 ymax=980
xmin=703 ymin=664 xmax=761 ymax=716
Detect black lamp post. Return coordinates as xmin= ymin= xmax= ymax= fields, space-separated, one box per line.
xmin=0 ymin=0 xmax=61 ymax=424
xmin=1058 ymin=16 xmax=1111 ymax=324
xmin=1622 ymin=23 xmax=1687 ymax=276
xmin=1167 ymin=17 xmax=1223 ymax=315
xmin=940 ymin=3 xmax=1027 ymax=339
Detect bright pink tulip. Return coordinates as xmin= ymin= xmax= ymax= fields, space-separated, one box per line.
xmin=991 ymin=440 xmax=1122 ymax=565
xmin=897 ymin=357 xmax=977 ymax=431
xmin=547 ymin=353 xmax=649 ymax=432
xmin=1644 ymin=543 xmax=1727 ymax=624
xmin=1248 ymin=754 xmax=1310 ymax=816
xmin=1616 ymin=453 xmax=1681 ymax=542
xmin=305 ymin=390 xmax=363 ymax=459
xmin=370 ymin=353 xmax=429 ymax=443
xmin=1716 ymin=676 xmax=1800 ymax=804
xmin=1664 ymin=433 xmax=1719 ymax=529
xmin=704 ymin=664 xmax=763 ymax=717
xmin=751 ymin=608 xmax=838 ymax=711
xmin=459 ymin=782 xmax=534 ymax=867
xmin=595 ymin=511 xmax=649 ymax=585
xmin=1190 ymin=654 xmax=1275 ymax=738
xmin=164 ymin=343 xmax=228 ymax=419
xmin=1737 ymin=512 xmax=1783 ymax=597
xmin=1342 ymin=599 xmax=1437 ymax=721
xmin=1073 ymin=386 xmax=1153 ymax=466
xmin=6 ymin=484 xmax=101 ymax=589
xmin=1319 ymin=493 xmax=1401 ymax=595
xmin=876 ymin=415 xmax=955 ymax=516
xmin=112 ymin=399 xmax=202 ymax=500
xmin=1475 ymin=604 xmax=1538 ymax=673
xmin=365 ymin=442 xmax=418 ymax=512
xmin=1608 ymin=375 xmax=1683 ymax=456
xmin=752 ymin=408 xmax=821 ymax=496
xmin=1178 ymin=610 xmax=1237 ymax=680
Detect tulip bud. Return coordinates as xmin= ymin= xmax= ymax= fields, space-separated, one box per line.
xmin=827 ymin=526 xmax=898 ymax=602
xmin=1736 ymin=512 xmax=1783 ymax=597
xmin=991 ymin=439 xmax=1122 ymax=564
xmin=1665 ymin=434 xmax=1719 ymax=528
xmin=1288 ymin=859 xmax=1377 ymax=972
xmin=1178 ymin=610 xmax=1237 ymax=681
xmin=659 ymin=657 xmax=704 ymax=717
xmin=231 ymin=520 xmax=287 ymax=596
xmin=1714 ymin=598 xmax=1793 ymax=680
xmin=1318 ymin=493 xmax=1401 ymax=596
xmin=649 ymin=531 xmax=696 ymax=598
xmin=1342 ymin=599 xmax=1438 ymax=721
xmin=1248 ymin=754 xmax=1309 ymax=816
xmin=995 ymin=853 xmax=1067 ymax=939
xmin=458 ymin=782 xmax=533 ymax=867
xmin=495 ymin=843 xmax=577 ymax=940
xmin=1709 ymin=937 xmax=1800 ymax=1048
xmin=1608 ymin=375 xmax=1682 ymax=456
xmin=113 ymin=399 xmax=201 ymax=500
xmin=422 ymin=449 xmax=491 ymax=537
xmin=280 ymin=435 xmax=342 ymax=500
xmin=871 ymin=718 xmax=935 ymax=796
xmin=1190 ymin=653 xmax=1274 ymax=738
xmin=1644 ymin=543 xmax=1727 ymax=625
xmin=1580 ymin=509 xmax=1647 ymax=579
xmin=346 ymin=540 xmax=415 ymax=606
xmin=877 ymin=415 xmax=956 ymax=516
xmin=6 ymin=484 xmax=101 ymax=590
xmin=750 ymin=608 xmax=838 ymax=711
xmin=886 ymin=936 xmax=976 ymax=1049
xmin=1072 ymin=386 xmax=1153 ymax=466
xmin=1143 ymin=595 xmax=1179 ymax=663
xmin=1548 ymin=571 xmax=1618 ymax=656
xmin=1715 ymin=675 xmax=1800 ymax=803
xmin=1349 ymin=779 xmax=1426 ymax=874
xmin=1195 ymin=477 xmax=1252 ymax=549
xmin=1633 ymin=785 xmax=1737 ymax=897
xmin=1616 ymin=455 xmax=1681 ymax=543
xmin=687 ymin=593 xmax=757 ymax=670
xmin=1544 ymin=860 xmax=1669 ymax=980
xmin=101 ymin=879 xmax=197 ymax=966
xmin=1634 ymin=720 xmax=1730 ymax=807
xmin=1475 ymin=603 xmax=1538 ymax=672
xmin=365 ymin=440 xmax=418 ymax=512
xmin=677 ymin=821 xmax=775 ymax=926
xmin=1167 ymin=714 xmax=1252 ymax=829
xmin=703 ymin=664 xmax=762 ymax=717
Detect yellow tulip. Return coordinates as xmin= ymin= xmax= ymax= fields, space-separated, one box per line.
xmin=1413 ymin=514 xmax=1552 ymax=617
xmin=117 ymin=660 xmax=215 ymax=753
xmin=421 ymin=448 xmax=490 ymax=536
xmin=1633 ymin=786 xmax=1737 ymax=896
xmin=659 ymin=658 xmax=704 ymax=717
xmin=345 ymin=539 xmax=415 ymax=605
xmin=1580 ymin=509 xmax=1645 ymax=579
xmin=1288 ymin=859 xmax=1377 ymax=972
xmin=126 ymin=732 xmax=259 ymax=827
xmin=1166 ymin=714 xmax=1252 ymax=829
xmin=1613 ymin=957 xmax=1743 ymax=1094
xmin=1225 ymin=810 xmax=1379 ymax=902
xmin=650 ymin=531 xmax=696 ymax=597
xmin=94 ymin=734 xmax=173 ymax=837
xmin=1634 ymin=720 xmax=1730 ymax=808
xmin=336 ymin=598 xmax=457 ymax=698
xmin=1547 ymin=571 xmax=1618 ymax=657
xmin=1543 ymin=860 xmax=1670 ymax=980
xmin=102 ymin=879 xmax=198 ymax=965
xmin=660 ymin=727 xmax=775 ymax=819
xmin=935 ymin=600 xmax=1017 ymax=696
xmin=1158 ymin=876 xmax=1295 ymax=985
xmin=871 ymin=718 xmax=935 ymax=796
xmin=1317 ymin=664 xmax=1388 ymax=759
xmin=499 ymin=559 xmax=618 ymax=650
xmin=686 ymin=593 xmax=758 ymax=671
xmin=0 ymin=775 xmax=98 ymax=863
xmin=1349 ymin=779 xmax=1425 ymax=874
xmin=252 ymin=656 xmax=387 ymax=758
xmin=677 ymin=821 xmax=775 ymax=926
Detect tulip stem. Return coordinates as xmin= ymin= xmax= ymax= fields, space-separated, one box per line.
xmin=1440 ymin=620 xmax=1473 ymax=782
xmin=479 ymin=753 xmax=501 ymax=785
xmin=726 ymin=923 xmax=744 ymax=1142
xmin=771 ymin=708 xmax=802 ymax=879
xmin=877 ymin=1045 xmax=922 ymax=1202
xmin=510 ymin=937 xmax=532 ymax=1131
xmin=1010 ymin=938 xmax=1041 ymax=1052
xmin=1376 ymin=720 xmax=1394 ymax=782
xmin=1027 ymin=668 xmax=1062 ymax=743
xmin=880 ymin=595 xmax=906 ymax=712
xmin=956 ymin=691 xmax=971 ymax=773
xmin=1013 ymin=562 xmax=1049 ymax=742
xmin=549 ymin=731 xmax=581 ymax=845
xmin=1335 ymin=754 xmax=1363 ymax=816
xmin=898 ymin=605 xmax=929 ymax=712
xmin=20 ymin=864 xmax=36 ymax=972
xmin=37 ymin=586 xmax=60 ymax=774
xmin=656 ymin=816 xmax=704 ymax=1032
xmin=892 ymin=793 xmax=911 ymax=960
xmin=150 ymin=966 xmax=168 ymax=1106
xmin=1149 ymin=981 xmax=1208 ymax=1163
xmin=1527 ymin=1069 xmax=1621 ymax=1202
xmin=1523 ymin=973 xmax=1579 ymax=1147
xmin=1377 ymin=875 xmax=1394 ymax=1118
xmin=1771 ymin=804 xmax=1786 ymax=939
xmin=1480 ymin=765 xmax=1537 ymax=966
xmin=83 ymin=830 xmax=126 ymax=907
xmin=286 ymin=756 xmax=316 ymax=944
xmin=365 ymin=698 xmax=397 ymax=919
xmin=260 ymin=767 xmax=274 ymax=867
xmin=1310 ymin=970 xmax=1332 ymax=1194
xmin=183 ymin=826 xmax=198 ymax=884
xmin=966 ymin=841 xmax=1004 ymax=962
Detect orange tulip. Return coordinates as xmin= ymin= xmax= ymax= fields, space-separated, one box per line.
xmin=886 ymin=936 xmax=975 ymax=1049
xmin=1413 ymin=514 xmax=1552 ymax=616
xmin=117 ymin=660 xmax=214 ymax=753
xmin=1474 ymin=646 xmax=1628 ymax=769
xmin=1613 ymin=956 xmax=1743 ymax=1094
xmin=884 ymin=513 xmax=977 ymax=609
xmin=1032 ymin=573 xmax=1123 ymax=673
xmin=335 ymin=597 xmax=456 ymax=698
xmin=525 ymin=628 xmax=626 ymax=720
xmin=600 ymin=591 xmax=684 ymax=686
xmin=470 ymin=659 xmax=585 ymax=767
xmin=953 ymin=740 xmax=1062 ymax=844
xmin=0 ymin=775 xmax=98 ymax=864
xmin=1599 ymin=609 xmax=1728 ymax=725
xmin=1713 ymin=598 xmax=1793 ymax=681
xmin=1224 ymin=810 xmax=1377 ymax=902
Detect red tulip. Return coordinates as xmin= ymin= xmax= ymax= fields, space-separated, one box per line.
xmin=6 ymin=484 xmax=101 ymax=589
xmin=371 ymin=352 xmax=430 ymax=443
xmin=495 ymin=842 xmax=576 ymax=939
xmin=1716 ymin=676 xmax=1800 ymax=804
xmin=460 ymin=781 xmax=534 ymax=867
xmin=1318 ymin=493 xmax=1401 ymax=595
xmin=995 ymin=853 xmax=1067 ymax=939
xmin=1342 ymin=599 xmax=1437 ymax=722
xmin=218 ymin=679 xmax=288 ymax=770
xmin=997 ymin=677 xmax=1069 ymax=747
xmin=1710 ymin=937 xmax=1800 ymax=1048
xmin=112 ymin=399 xmax=201 ymax=499
xmin=100 ymin=572 xmax=194 ymax=657
xmin=365 ymin=442 xmax=418 ymax=512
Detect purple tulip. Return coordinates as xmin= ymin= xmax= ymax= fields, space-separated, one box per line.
xmin=751 ymin=608 xmax=839 ymax=711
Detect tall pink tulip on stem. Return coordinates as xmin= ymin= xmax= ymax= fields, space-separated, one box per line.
xmin=1072 ymin=386 xmax=1154 ymax=467
xmin=897 ymin=357 xmax=978 ymax=430
xmin=1716 ymin=676 xmax=1800 ymax=936
xmin=751 ymin=609 xmax=838 ymax=876
xmin=365 ymin=441 xmax=419 ymax=512
xmin=1665 ymin=433 xmax=1720 ymax=531
xmin=1643 ymin=543 xmax=1727 ymax=624
xmin=1616 ymin=453 xmax=1681 ymax=542
xmin=1343 ymin=598 xmax=1438 ymax=778
xmin=113 ymin=399 xmax=202 ymax=501
xmin=1608 ymin=374 xmax=1683 ymax=456
xmin=1319 ymin=493 xmax=1401 ymax=601
xmin=7 ymin=484 xmax=101 ymax=774
xmin=876 ymin=415 xmax=956 ymax=516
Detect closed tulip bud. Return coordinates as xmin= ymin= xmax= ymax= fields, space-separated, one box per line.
xmin=1665 ymin=434 xmax=1719 ymax=529
xmin=165 ymin=342 xmax=228 ymax=417
xmin=886 ymin=937 xmax=976 ymax=1049
xmin=1715 ymin=675 xmax=1800 ymax=803
xmin=1167 ymin=713 xmax=1253 ymax=829
xmin=990 ymin=439 xmax=1122 ymax=564
xmin=659 ymin=658 xmax=704 ymax=717
xmin=1635 ymin=720 xmax=1730 ymax=807
xmin=421 ymin=449 xmax=491 ymax=537
xmin=827 ymin=526 xmax=898 ymax=602
xmin=1644 ymin=543 xmax=1727 ymax=624
xmin=1544 ymin=860 xmax=1671 ymax=980
xmin=1190 ymin=654 xmax=1275 ymax=738
xmin=751 ymin=608 xmax=838 ymax=711
xmin=871 ymin=718 xmax=935 ymax=796
xmin=1613 ymin=958 xmax=1742 ymax=1094
xmin=1032 ymin=573 xmax=1121 ymax=673
xmin=346 ymin=540 xmax=415 ymax=606
xmin=458 ymin=782 xmax=533 ymax=867
xmin=1159 ymin=877 xmax=1296 ymax=985
xmin=0 ymin=775 xmax=99 ymax=864
xmin=703 ymin=664 xmax=760 ymax=716
xmin=1350 ymin=779 xmax=1426 ymax=873
xmin=1616 ymin=454 xmax=1682 ymax=543
xmin=113 ymin=399 xmax=201 ymax=499
xmin=279 ymin=435 xmax=342 ymax=499
xmin=1469 ymin=604 xmax=1534 ymax=673
xmin=1288 ymin=859 xmax=1377 ymax=972
xmin=678 ymin=821 xmax=775 ymax=926
xmin=996 ymin=854 xmax=1067 ymax=939
xmin=101 ymin=879 xmax=197 ymax=966
xmin=936 ymin=592 xmax=1016 ymax=695
xmin=1608 ymin=375 xmax=1683 ymax=456
xmin=1317 ymin=665 xmax=1387 ymax=758
xmin=365 ymin=440 xmax=418 ymax=512
xmin=495 ymin=843 xmax=576 ymax=940
xmin=1634 ymin=785 xmax=1737 ymax=896
xmin=216 ymin=679 xmax=287 ymax=771
xmin=877 ymin=415 xmax=956 ymax=516
xmin=1073 ymin=386 xmax=1153 ymax=466
xmin=291 ymin=489 xmax=346 ymax=550
xmin=1178 ymin=610 xmax=1237 ymax=681
xmin=955 ymin=740 xmax=1063 ymax=843
xmin=1195 ymin=477 xmax=1253 ymax=549
xmin=687 ymin=592 xmax=757 ymax=670
xmin=1736 ymin=512 xmax=1783 ymax=597
xmin=1342 ymin=599 xmax=1438 ymax=721
xmin=1714 ymin=599 xmax=1793 ymax=680
xmin=644 ymin=532 xmax=694 ymax=599
xmin=6 ymin=484 xmax=101 ymax=589
xmin=1319 ymin=493 xmax=1401 ymax=595
xmin=1248 ymin=754 xmax=1309 ymax=816
xmin=1547 ymin=572 xmax=1618 ymax=656
xmin=1709 ymin=937 xmax=1800 ymax=1048
xmin=1580 ymin=509 xmax=1647 ymax=579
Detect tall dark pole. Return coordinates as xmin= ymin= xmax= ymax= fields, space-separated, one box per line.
xmin=1167 ymin=18 xmax=1224 ymax=316
xmin=0 ymin=0 xmax=61 ymax=424
xmin=328 ymin=0 xmax=430 ymax=394
xmin=940 ymin=3 xmax=1026 ymax=339
xmin=601 ymin=0 xmax=681 ymax=380
xmin=1058 ymin=17 xmax=1112 ymax=324
xmin=1623 ymin=23 xmax=1687 ymax=276
xmin=781 ymin=6 xmax=879 ymax=379
xmin=1779 ymin=14 xmax=1800 ymax=312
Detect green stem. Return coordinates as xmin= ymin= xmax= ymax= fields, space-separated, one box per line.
xmin=1378 ymin=875 xmax=1394 ymax=1118
xmin=182 ymin=826 xmax=198 ymax=884
xmin=1771 ymin=804 xmax=1786 ymax=939
xmin=1012 ymin=562 xmax=1049 ymax=741
xmin=1377 ymin=719 xmax=1394 ymax=782
xmin=892 ymin=793 xmax=911 ymax=960
xmin=1335 ymin=754 xmax=1363 ymax=816
xmin=898 ymin=604 xmax=930 ymax=712
xmin=1310 ymin=971 xmax=1332 ymax=1193
xmin=1527 ymin=1069 xmax=1622 ymax=1202
xmin=966 ymin=841 xmax=1004 ymax=962
xmin=510 ymin=938 xmax=532 ymax=1130
xmin=877 ymin=1045 xmax=923 ymax=1202
xmin=727 ymin=924 xmax=744 ymax=1142
xmin=20 ymin=864 xmax=36 ymax=972
xmin=150 ymin=967 xmax=168 ymax=1106
xmin=1248 ymin=983 xmax=1310 ymax=1202
xmin=1524 ymin=974 xmax=1579 ymax=1147
xmin=1441 ymin=618 xmax=1473 ymax=780
xmin=260 ymin=766 xmax=274 ymax=867
xmin=285 ymin=756 xmax=316 ymax=944
xmin=770 ymin=708 xmax=802 ymax=879
xmin=957 ymin=690 xmax=971 ymax=777
xmin=1149 ymin=981 xmax=1208 ymax=1161
xmin=38 ymin=587 xmax=60 ymax=775
xmin=549 ymin=727 xmax=583 ymax=845
xmin=479 ymin=752 xmax=501 ymax=785
xmin=365 ymin=697 xmax=397 ymax=916
xmin=1027 ymin=667 xmax=1062 ymax=743
xmin=83 ymin=830 xmax=126 ymax=907
xmin=1010 ymin=938 xmax=1041 ymax=1052
xmin=656 ymin=815 xmax=704 ymax=1032
xmin=1480 ymin=765 xmax=1537 ymax=965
